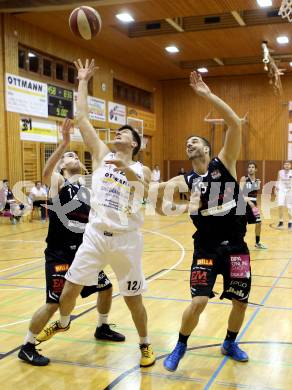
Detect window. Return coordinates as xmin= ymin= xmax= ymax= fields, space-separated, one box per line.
xmin=113 ymin=79 xmax=153 ymax=111
xmin=18 ymin=46 xmax=79 ymax=88
xmin=56 ymin=63 xmax=64 ymax=80
xmin=43 ymin=58 xmax=52 ymax=77
xmin=68 ymin=66 xmax=76 ymax=84
xmin=28 ymin=52 xmax=39 ymax=73
xmin=18 ymin=48 xmax=26 ymax=69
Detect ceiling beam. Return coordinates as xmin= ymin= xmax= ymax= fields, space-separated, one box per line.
xmin=165 ymin=17 xmax=184 ymax=32
xmin=231 ymin=10 xmax=246 ymax=26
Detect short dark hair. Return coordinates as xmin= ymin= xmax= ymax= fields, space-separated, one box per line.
xmin=186 ymin=135 xmax=211 ymax=157
xmin=118 ymin=125 xmax=141 ymax=156
xmin=3 ymin=179 xmax=8 ymax=183
xmin=248 ymin=161 xmax=257 ymax=169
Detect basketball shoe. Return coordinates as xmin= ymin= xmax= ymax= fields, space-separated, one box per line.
xmin=140 ymin=344 xmax=155 ymax=367
xmin=18 ymin=342 xmax=50 ymax=366
xmin=36 ymin=320 xmax=70 ymax=343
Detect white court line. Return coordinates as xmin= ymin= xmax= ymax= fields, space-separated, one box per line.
xmin=0 ymin=259 xmax=42 ymax=273
xmin=0 ymin=228 xmax=186 ymax=326
xmin=0 ymin=319 xmax=30 ymax=328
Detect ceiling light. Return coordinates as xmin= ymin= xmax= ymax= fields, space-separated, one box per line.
xmin=116 ymin=13 xmax=134 ymax=23
xmin=197 ymin=67 xmax=208 ymax=73
xmin=28 ymin=52 xmax=36 ymax=58
xmin=277 ymin=36 xmax=289 ymax=44
xmin=290 ymin=61 xmax=292 ymax=67
xmin=165 ymin=45 xmax=179 ymax=53
xmin=256 ymin=0 xmax=272 ymax=7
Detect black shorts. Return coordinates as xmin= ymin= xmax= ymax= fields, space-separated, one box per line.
xmin=246 ymin=201 xmax=260 ymax=224
xmin=45 ymin=248 xmax=112 ymax=304
xmin=190 ymin=241 xmax=251 ymax=303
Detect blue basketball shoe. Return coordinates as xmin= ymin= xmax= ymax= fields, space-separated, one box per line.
xmin=221 ymin=340 xmax=249 ymax=362
xmin=163 ymin=341 xmax=187 ymax=371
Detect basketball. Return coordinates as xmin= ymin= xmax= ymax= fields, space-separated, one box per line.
xmin=69 ymin=6 xmax=102 ymax=40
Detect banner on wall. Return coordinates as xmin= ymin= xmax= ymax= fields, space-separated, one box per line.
xmin=108 ymin=102 xmax=126 ymax=125
xmin=127 ymin=117 xmax=144 ymax=138
xmin=20 ymin=117 xmax=57 ymax=143
xmin=6 ymin=73 xmax=48 ymax=118
xmin=74 ymin=93 xmax=106 ymax=121
xmin=288 ymin=143 xmax=292 ymax=161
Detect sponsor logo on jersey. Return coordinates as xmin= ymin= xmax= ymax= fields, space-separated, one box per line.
xmin=191 ymin=270 xmax=208 ymax=286
xmin=230 ymin=254 xmax=250 ymax=278
xmin=197 ymin=259 xmax=213 ymax=266
xmin=226 ymin=287 xmax=245 ymax=298
xmin=54 ymin=264 xmax=69 ymax=272
xmin=230 ymin=280 xmax=247 ymax=288
xmin=211 ymin=169 xmax=221 ymax=179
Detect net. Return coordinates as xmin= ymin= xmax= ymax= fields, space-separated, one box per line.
xmin=279 ymin=0 xmax=292 ymax=22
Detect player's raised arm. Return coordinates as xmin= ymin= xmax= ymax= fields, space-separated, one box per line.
xmin=74 ymin=58 xmax=109 ymax=168
xmin=189 ymin=71 xmax=241 ymax=178
xmin=42 ymin=118 xmax=72 ymax=194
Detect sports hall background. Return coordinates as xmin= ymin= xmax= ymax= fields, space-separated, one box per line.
xmin=0 ymin=0 xmax=291 ymax=188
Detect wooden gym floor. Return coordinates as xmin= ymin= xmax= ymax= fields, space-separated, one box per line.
xmin=0 ymin=207 xmax=292 ymax=390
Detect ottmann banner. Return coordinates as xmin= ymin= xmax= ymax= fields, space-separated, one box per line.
xmin=6 ymin=73 xmax=48 ymax=118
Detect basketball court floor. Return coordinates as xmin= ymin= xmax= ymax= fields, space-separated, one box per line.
xmin=0 ymin=206 xmax=291 ymax=390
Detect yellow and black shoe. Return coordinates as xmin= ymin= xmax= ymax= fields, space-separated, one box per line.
xmin=36 ymin=320 xmax=70 ymax=343
xmin=140 ymin=344 xmax=155 ymax=367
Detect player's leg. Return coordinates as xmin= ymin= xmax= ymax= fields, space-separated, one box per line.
xmin=93 ymin=272 xmax=125 ymax=341
xmin=287 ymin=194 xmax=292 ymax=230
xmin=18 ymin=303 xmax=58 ymax=366
xmin=110 ymin=231 xmax=155 ymax=367
xmin=255 ymin=222 xmax=267 ymax=249
xmin=164 ymin=254 xmax=216 ymax=372
xmin=41 ymin=230 xmax=105 ymax=340
xmin=18 ymin=257 xmax=65 ymax=365
xmin=277 ymin=191 xmax=285 ymax=228
xmin=221 ymin=244 xmax=251 ymax=362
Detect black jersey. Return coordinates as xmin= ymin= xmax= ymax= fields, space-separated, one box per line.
xmin=46 ymin=180 xmax=90 ymax=251
xmin=184 ymin=157 xmax=247 ymax=248
xmin=243 ymin=176 xmax=260 ymax=200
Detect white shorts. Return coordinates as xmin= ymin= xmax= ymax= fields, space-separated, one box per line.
xmin=65 ymin=226 xmax=147 ymax=296
xmin=277 ymin=190 xmax=292 ymax=207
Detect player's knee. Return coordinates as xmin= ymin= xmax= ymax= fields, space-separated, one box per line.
xmin=232 ymin=299 xmax=248 ymax=311
xmin=100 ymin=286 xmax=112 ymax=298
xmin=190 ymin=296 xmax=208 ymax=314
xmin=123 ymin=294 xmax=142 ymax=310
xmin=61 ymin=280 xmax=82 ymax=300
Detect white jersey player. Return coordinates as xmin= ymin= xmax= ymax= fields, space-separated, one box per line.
xmin=39 ymin=59 xmax=155 ymax=367
xmin=276 ymin=161 xmax=292 ymax=229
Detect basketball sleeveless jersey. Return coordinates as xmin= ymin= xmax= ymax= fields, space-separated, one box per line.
xmin=243 ymin=176 xmax=260 ymax=201
xmin=278 ymin=169 xmax=292 ymax=191
xmin=46 ymin=180 xmax=90 ymax=250
xmin=89 ymin=153 xmax=144 ymax=232
xmin=184 ymin=157 xmax=247 ymax=247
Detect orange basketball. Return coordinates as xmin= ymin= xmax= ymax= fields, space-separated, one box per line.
xmin=69 ymin=6 xmax=102 ymax=40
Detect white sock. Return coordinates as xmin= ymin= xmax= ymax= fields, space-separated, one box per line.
xmin=59 ymin=315 xmax=70 ymax=328
xmin=24 ymin=330 xmax=37 ymax=345
xmin=140 ymin=336 xmax=150 ymax=345
xmin=98 ymin=312 xmax=109 ymax=327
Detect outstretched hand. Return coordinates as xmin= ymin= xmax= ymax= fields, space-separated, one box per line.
xmin=61 ymin=118 xmax=73 ymax=145
xmin=190 ymin=70 xmax=211 ymax=97
xmin=74 ymin=58 xmax=98 ymax=82
xmin=105 ymin=159 xmax=129 ymax=172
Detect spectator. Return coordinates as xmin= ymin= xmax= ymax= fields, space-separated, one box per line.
xmin=151 ymin=165 xmax=161 ymax=183
xmin=1 ymin=179 xmax=30 ymax=224
xmin=29 ymin=181 xmax=47 ymax=221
